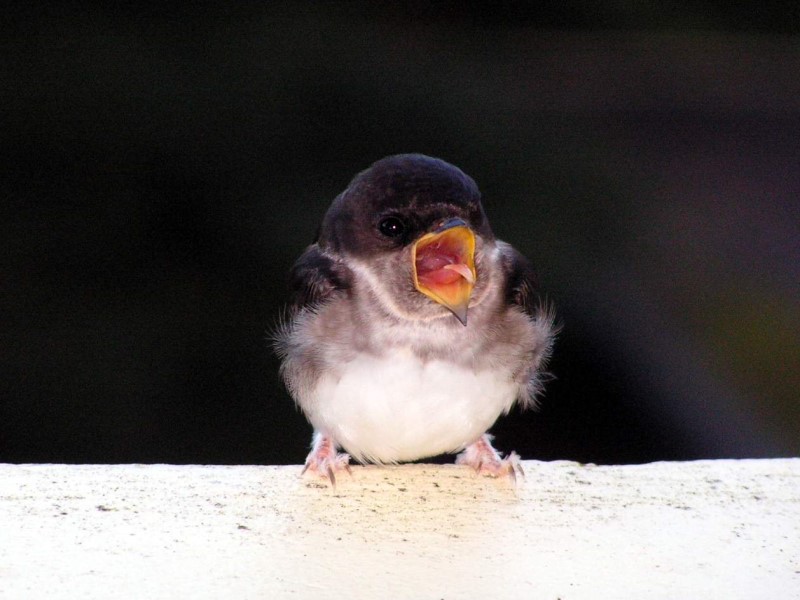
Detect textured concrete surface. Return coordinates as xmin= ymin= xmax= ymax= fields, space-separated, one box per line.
xmin=1 ymin=459 xmax=798 ymax=599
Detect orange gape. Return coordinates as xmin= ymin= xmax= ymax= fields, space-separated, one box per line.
xmin=412 ymin=224 xmax=476 ymax=325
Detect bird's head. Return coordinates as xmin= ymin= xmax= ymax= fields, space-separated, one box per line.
xmin=318 ymin=154 xmax=496 ymax=325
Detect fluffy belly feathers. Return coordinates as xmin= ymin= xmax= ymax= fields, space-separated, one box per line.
xmin=305 ymin=348 xmax=518 ymax=463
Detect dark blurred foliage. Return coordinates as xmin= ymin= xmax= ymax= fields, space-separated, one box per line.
xmin=2 ymin=3 xmax=798 ymax=465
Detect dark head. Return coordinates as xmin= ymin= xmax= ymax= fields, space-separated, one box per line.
xmin=319 ymin=154 xmax=494 ymax=254
xmin=319 ymin=154 xmax=496 ymax=324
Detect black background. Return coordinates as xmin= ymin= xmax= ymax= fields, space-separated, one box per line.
xmin=3 ymin=3 xmax=799 ymax=465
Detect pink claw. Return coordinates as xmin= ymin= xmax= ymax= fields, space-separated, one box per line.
xmin=456 ymin=434 xmax=524 ymax=481
xmin=302 ymin=432 xmax=352 ymax=487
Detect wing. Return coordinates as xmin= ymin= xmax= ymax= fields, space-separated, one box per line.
xmin=287 ymin=244 xmax=351 ymax=312
xmin=499 ymin=242 xmax=556 ymax=409
xmin=499 ymin=242 xmax=541 ymax=319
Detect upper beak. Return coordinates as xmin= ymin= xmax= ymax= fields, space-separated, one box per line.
xmin=411 ymin=218 xmax=476 ymax=326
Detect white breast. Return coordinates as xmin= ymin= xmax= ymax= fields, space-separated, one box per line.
xmin=304 ymin=347 xmax=518 ymax=464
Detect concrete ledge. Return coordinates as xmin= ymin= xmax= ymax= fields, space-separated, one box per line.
xmin=1 ymin=459 xmax=798 ymax=599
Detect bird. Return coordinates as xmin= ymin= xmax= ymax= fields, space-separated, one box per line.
xmin=274 ymin=154 xmax=554 ymax=484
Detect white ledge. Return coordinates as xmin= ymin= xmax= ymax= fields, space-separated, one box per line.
xmin=1 ymin=459 xmax=798 ymax=599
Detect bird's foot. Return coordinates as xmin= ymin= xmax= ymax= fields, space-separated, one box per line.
xmin=302 ymin=432 xmax=351 ymax=487
xmin=456 ymin=434 xmax=524 ymax=482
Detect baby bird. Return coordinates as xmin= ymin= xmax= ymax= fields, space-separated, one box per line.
xmin=275 ymin=154 xmax=554 ymax=483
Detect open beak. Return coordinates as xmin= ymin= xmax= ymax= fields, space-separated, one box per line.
xmin=411 ymin=218 xmax=476 ymax=325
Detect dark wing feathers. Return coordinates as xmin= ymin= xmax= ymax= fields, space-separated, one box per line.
xmin=288 ymin=244 xmax=351 ymax=312
xmin=502 ymin=245 xmax=541 ymax=319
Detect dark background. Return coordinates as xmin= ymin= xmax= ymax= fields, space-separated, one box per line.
xmin=3 ymin=3 xmax=798 ymax=465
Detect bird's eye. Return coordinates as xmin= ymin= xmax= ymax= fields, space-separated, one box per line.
xmin=378 ymin=216 xmax=406 ymax=238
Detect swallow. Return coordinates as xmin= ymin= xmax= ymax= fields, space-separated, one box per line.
xmin=275 ymin=154 xmax=554 ymax=484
